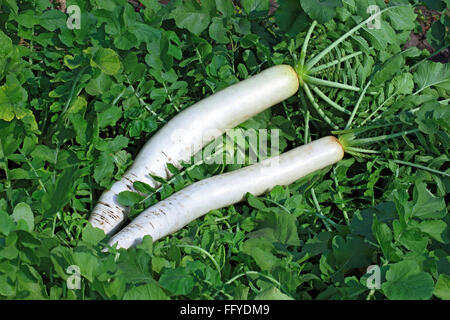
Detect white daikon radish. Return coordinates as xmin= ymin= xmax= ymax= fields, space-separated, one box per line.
xmin=90 ymin=65 xmax=299 ymax=235
xmin=108 ymin=136 xmax=344 ymax=249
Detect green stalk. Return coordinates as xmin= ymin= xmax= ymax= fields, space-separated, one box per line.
xmin=303 ymin=83 xmax=339 ymax=130
xmin=300 ymin=20 xmax=317 ymax=68
xmin=0 ymin=143 xmax=13 ymax=208
xmin=332 ymin=165 xmax=350 ymax=226
xmin=311 ymin=188 xmax=333 ymax=232
xmin=309 ymin=51 xmax=363 ymax=74
xmin=359 ymin=88 xmax=405 ymax=126
xmin=263 ymin=198 xmax=291 ymax=214
xmin=311 ymin=85 xmax=351 ymax=115
xmin=226 ymin=271 xmax=281 ymax=287
xmin=382 ymin=159 xmax=450 ymax=177
xmin=126 ymin=75 xmax=167 ymax=124
xmin=345 ymin=81 xmax=371 ymax=129
xmin=413 ymin=80 xmax=449 ymax=96
xmin=345 ymin=150 xmax=374 ymax=159
xmin=300 ymin=92 xmax=310 ymax=143
xmin=112 ymin=88 xmax=126 ymax=105
xmin=61 ymin=66 xmax=88 ymax=116
xmin=332 ymin=121 xmax=403 ymax=135
xmin=305 ymin=76 xmax=360 ymax=91
xmin=350 ymin=129 xmax=419 ymax=146
xmin=304 ymin=109 xmax=310 ymax=143
xmin=346 ymin=146 xmax=380 ymax=154
xmin=19 ymin=150 xmax=47 ymax=192
xmin=176 ymin=244 xmax=221 ymax=276
xmin=408 ymin=46 xmax=448 ymax=72
xmin=305 ymin=6 xmax=396 ymax=69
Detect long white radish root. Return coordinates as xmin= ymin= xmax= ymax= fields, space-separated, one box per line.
xmin=108 ymin=136 xmax=344 ymax=249
xmin=90 ymin=65 xmax=299 ymax=235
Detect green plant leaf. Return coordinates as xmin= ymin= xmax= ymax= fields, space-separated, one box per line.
xmin=0 ymin=274 xmax=15 ymax=296
xmin=39 ymin=10 xmax=66 ymax=31
xmin=123 ymin=283 xmax=168 ymax=300
xmin=434 ymin=274 xmax=450 ymax=300
xmin=241 ymin=0 xmax=269 ymax=14
xmin=426 ymin=20 xmax=445 ymax=50
xmin=209 ymin=17 xmax=229 ymax=44
xmin=382 ymin=260 xmax=434 ymax=300
xmin=0 ymin=75 xmax=29 ymax=121
xmin=41 ymin=166 xmax=81 ymax=218
xmin=73 ymin=249 xmax=99 ymax=282
xmin=275 ymin=0 xmax=309 ymax=35
xmin=372 ymin=215 xmax=399 ymax=262
xmin=81 ymin=223 xmax=106 ymax=245
xmin=414 ymin=61 xmax=450 ymax=94
xmin=411 ymin=182 xmax=447 ymax=219
xmin=418 ymin=220 xmax=448 ymax=243
xmin=242 ymin=237 xmax=279 ymax=271
xmin=386 ymin=6 xmax=417 ymax=31
xmin=215 ymin=0 xmax=234 ymax=17
xmin=117 ymin=191 xmax=145 ymax=207
xmin=0 ymin=210 xmax=15 ymax=235
xmin=114 ymin=31 xmax=139 ymax=50
xmin=90 ymin=48 xmax=121 ymax=75
xmin=331 ymin=235 xmax=373 ymax=270
xmin=246 ymin=193 xmax=267 ymax=211
xmin=300 ymin=0 xmax=342 ymax=23
xmin=159 ymin=267 xmax=195 ymax=295
xmin=254 ymin=286 xmax=293 ymax=300
xmin=12 ymin=203 xmax=34 ymax=232
xmin=171 ymin=0 xmax=211 ymax=35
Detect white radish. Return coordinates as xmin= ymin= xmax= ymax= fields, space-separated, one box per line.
xmin=89 ymin=65 xmax=299 ymax=235
xmin=108 ymin=136 xmax=344 ymax=249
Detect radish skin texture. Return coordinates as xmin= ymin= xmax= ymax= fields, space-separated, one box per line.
xmin=108 ymin=136 xmax=344 ymax=249
xmin=89 ymin=65 xmax=299 ymax=235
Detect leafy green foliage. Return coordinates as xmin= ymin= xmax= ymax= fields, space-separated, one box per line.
xmin=300 ymin=0 xmax=342 ymax=23
xmin=382 ymin=260 xmax=434 ymax=300
xmin=0 ymin=0 xmax=448 ymax=301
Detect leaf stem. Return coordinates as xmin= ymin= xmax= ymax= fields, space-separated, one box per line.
xmin=309 ymin=51 xmax=363 ymax=74
xmin=62 ymin=66 xmax=88 ymax=116
xmin=408 ymin=46 xmax=448 ymax=72
xmin=263 ymin=198 xmax=291 ymax=214
xmin=300 ymin=93 xmax=310 ymax=143
xmin=306 ymin=76 xmax=360 ymax=91
xmin=311 ymin=188 xmax=333 ymax=231
xmin=176 ymin=244 xmax=221 ymax=276
xmin=345 ymin=146 xmax=380 ymax=154
xmin=126 ymin=75 xmax=167 ymax=124
xmin=311 ymin=85 xmax=351 ymax=115
xmin=300 ymin=20 xmax=317 ymax=68
xmin=332 ymin=121 xmax=403 ymax=135
xmin=351 ymin=129 xmax=419 ymax=146
xmin=19 ymin=150 xmax=47 ymax=192
xmin=360 ymin=93 xmax=398 ymax=127
xmin=381 ymin=159 xmax=450 ymax=177
xmin=345 ymin=81 xmax=371 ymax=129
xmin=305 ymin=6 xmax=395 ymax=69
xmin=332 ymin=165 xmax=350 ymax=226
xmin=303 ymin=83 xmax=339 ymax=130
xmin=225 ymin=271 xmax=281 ymax=287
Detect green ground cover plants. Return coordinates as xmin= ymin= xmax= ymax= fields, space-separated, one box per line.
xmin=0 ymin=0 xmax=449 ymax=300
